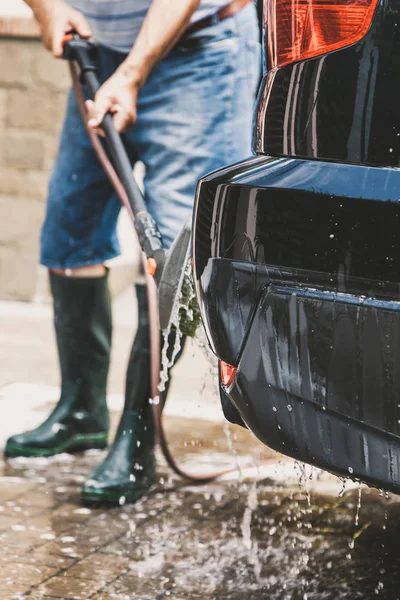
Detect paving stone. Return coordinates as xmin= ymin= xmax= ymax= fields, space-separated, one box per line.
xmin=100 ymin=538 xmax=134 ymax=558
xmin=0 ymin=513 xmax=29 ymax=530
xmin=0 ymin=530 xmax=43 ymax=549
xmin=94 ymin=572 xmax=171 ymax=600
xmin=0 ymin=503 xmax=49 ymax=521
xmin=66 ymin=552 xmax=131 ymax=582
xmin=36 ymin=540 xmax=95 ymax=560
xmin=23 ymin=514 xmax=58 ymax=535
xmin=0 ymin=478 xmax=35 ymax=501
xmin=19 ymin=597 xmax=61 ymax=600
xmin=71 ymin=513 xmax=129 ymax=548
xmin=15 ymin=489 xmax=57 ymax=510
xmin=0 ymin=562 xmax=58 ymax=586
xmin=37 ymin=575 xmax=105 ymax=599
xmin=8 ymin=544 xmax=77 ymax=570
xmin=48 ymin=503 xmax=100 ymax=528
xmin=0 ymin=582 xmax=34 ymax=598
xmin=91 ymin=595 xmax=128 ymax=600
xmin=91 ymin=592 xmax=154 ymax=600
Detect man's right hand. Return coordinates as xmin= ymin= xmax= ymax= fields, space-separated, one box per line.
xmin=26 ymin=0 xmax=91 ymax=57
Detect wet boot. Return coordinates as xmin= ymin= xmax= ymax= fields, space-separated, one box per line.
xmin=81 ymin=283 xmax=155 ymax=505
xmin=81 ymin=283 xmax=185 ymax=506
xmin=4 ymin=272 xmax=111 ymax=458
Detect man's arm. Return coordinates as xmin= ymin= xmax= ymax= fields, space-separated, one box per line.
xmin=123 ymin=0 xmax=200 ymax=88
xmin=24 ymin=0 xmax=91 ymax=56
xmin=87 ymin=0 xmax=200 ymax=133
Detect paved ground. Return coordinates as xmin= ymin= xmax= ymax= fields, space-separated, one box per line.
xmin=0 ymin=420 xmax=277 ymax=600
xmin=0 ymin=291 xmax=276 ymax=599
xmin=1 ymin=293 xmax=400 ymax=600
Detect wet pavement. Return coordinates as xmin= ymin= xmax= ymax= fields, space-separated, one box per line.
xmin=1 ymin=436 xmax=400 ymax=600
xmin=1 ymin=293 xmax=400 ymax=599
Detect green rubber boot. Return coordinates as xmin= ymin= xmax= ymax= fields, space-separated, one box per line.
xmin=81 ymin=283 xmax=154 ymax=506
xmin=4 ymin=272 xmax=111 ymax=458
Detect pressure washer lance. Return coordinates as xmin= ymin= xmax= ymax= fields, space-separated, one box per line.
xmin=63 ymin=33 xmax=202 ymax=336
xmin=61 ymin=33 xmax=266 ymax=484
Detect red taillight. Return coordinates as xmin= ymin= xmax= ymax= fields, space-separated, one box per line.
xmin=220 ymin=361 xmax=237 ymax=388
xmin=265 ymin=0 xmax=379 ymax=69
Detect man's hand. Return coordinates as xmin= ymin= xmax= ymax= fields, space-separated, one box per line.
xmin=25 ymin=0 xmax=91 ymax=57
xmin=86 ymin=67 xmax=140 ymax=134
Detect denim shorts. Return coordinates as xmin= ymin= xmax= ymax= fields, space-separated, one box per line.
xmin=40 ymin=3 xmax=261 ymax=268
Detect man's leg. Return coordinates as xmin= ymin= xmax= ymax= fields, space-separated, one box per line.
xmin=81 ymin=279 xmax=156 ymax=505
xmin=134 ymin=1 xmax=260 ymax=246
xmin=81 ymin=277 xmax=185 ymax=505
xmin=81 ymin=2 xmax=261 ymax=502
xmin=4 ymin=68 xmax=123 ymax=457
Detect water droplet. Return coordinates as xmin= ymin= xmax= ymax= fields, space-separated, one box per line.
xmin=73 ymin=508 xmax=91 ymax=515
xmin=40 ymin=533 xmax=56 ymax=540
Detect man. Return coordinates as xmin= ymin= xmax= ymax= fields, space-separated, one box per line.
xmin=5 ymin=0 xmax=260 ymax=505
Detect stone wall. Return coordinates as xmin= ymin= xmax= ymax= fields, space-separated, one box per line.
xmin=0 ymin=34 xmax=69 ymax=301
xmin=0 ymin=4 xmax=138 ymax=302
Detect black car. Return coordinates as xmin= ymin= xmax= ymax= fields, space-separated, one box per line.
xmin=193 ymin=0 xmax=400 ymax=493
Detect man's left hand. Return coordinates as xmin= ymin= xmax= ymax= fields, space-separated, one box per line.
xmin=86 ymin=67 xmax=140 ymax=134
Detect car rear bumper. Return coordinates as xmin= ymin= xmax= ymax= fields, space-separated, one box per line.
xmin=193 ymin=155 xmax=400 ymax=491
